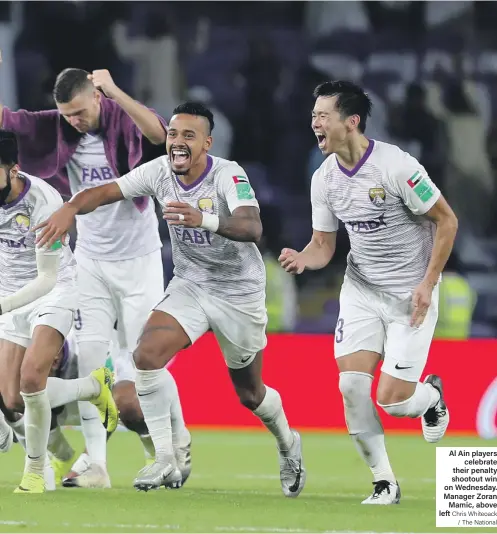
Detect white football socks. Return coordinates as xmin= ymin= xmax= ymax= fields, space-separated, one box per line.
xmin=21 ymin=389 xmax=51 ymax=476
xmin=0 ymin=410 xmax=12 ymax=448
xmin=135 ymin=368 xmax=175 ymax=464
xmin=77 ymin=341 xmax=109 ymax=469
xmin=253 ymin=386 xmax=294 ymax=451
xmin=339 ymin=372 xmax=396 ymax=484
xmin=45 ymin=375 xmax=100 ymax=408
xmin=379 ymin=382 xmax=440 ymax=418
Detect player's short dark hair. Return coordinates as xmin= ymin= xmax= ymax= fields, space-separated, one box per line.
xmin=172 ymin=102 xmax=215 ymax=134
xmin=313 ymin=81 xmax=372 ymax=133
xmin=0 ymin=131 xmax=18 ymax=166
xmin=53 ymin=68 xmax=92 ymax=103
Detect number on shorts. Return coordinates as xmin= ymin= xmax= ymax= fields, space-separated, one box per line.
xmin=74 ymin=309 xmax=82 ymax=331
xmin=335 ymin=318 xmax=345 ymax=343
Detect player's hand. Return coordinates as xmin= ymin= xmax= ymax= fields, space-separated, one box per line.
xmin=163 ymin=201 xmax=203 ymax=228
xmin=88 ymin=70 xmax=118 ymax=98
xmin=32 ymin=203 xmax=77 ymax=249
xmin=410 ymin=280 xmax=434 ymax=328
xmin=278 ymin=248 xmax=305 ymax=275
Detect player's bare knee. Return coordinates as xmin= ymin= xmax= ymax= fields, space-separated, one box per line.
xmin=2 ymin=389 xmax=24 ymax=413
xmin=237 ymin=386 xmax=265 ymax=411
xmin=133 ymin=337 xmax=176 ymax=371
xmin=19 ymin=363 xmax=46 ymax=394
xmin=376 ymin=376 xmax=416 ymax=407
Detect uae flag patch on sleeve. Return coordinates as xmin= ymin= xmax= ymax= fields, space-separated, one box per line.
xmin=232 ymin=175 xmax=254 ymax=200
xmin=407 ymin=171 xmax=434 ymax=203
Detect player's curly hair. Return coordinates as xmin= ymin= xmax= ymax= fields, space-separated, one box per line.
xmin=172 ymin=102 xmax=215 ymax=134
xmin=313 ymin=80 xmax=372 ymax=133
xmin=53 ymin=68 xmax=92 ymax=104
xmin=0 ymin=131 xmax=18 ymax=166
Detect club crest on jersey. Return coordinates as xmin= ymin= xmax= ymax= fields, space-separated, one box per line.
xmin=368 ymin=187 xmax=386 ymax=207
xmin=12 ymin=214 xmax=30 ymax=234
xmin=198 ymin=198 xmax=214 ymax=214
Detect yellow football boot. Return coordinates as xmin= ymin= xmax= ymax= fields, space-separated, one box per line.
xmin=51 ymin=451 xmax=78 ymax=486
xmin=89 ymin=368 xmax=118 ymax=433
xmin=14 ymin=472 xmax=45 ymax=494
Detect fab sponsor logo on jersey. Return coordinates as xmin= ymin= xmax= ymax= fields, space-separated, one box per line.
xmin=347 ymin=214 xmax=387 ymax=233
xmin=173 ymin=197 xmax=215 ymax=246
xmin=82 ymin=165 xmax=115 ymax=183
xmin=0 ymin=214 xmax=30 ymax=248
xmin=407 ymin=171 xmax=434 ymax=202
xmin=0 ymin=236 xmax=27 ymax=249
xmin=232 ymin=175 xmax=254 ymax=200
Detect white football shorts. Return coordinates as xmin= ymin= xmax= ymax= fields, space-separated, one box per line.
xmin=334 ymin=276 xmax=439 ymax=382
xmin=154 ymin=276 xmax=267 ymax=369
xmin=0 ymin=283 xmax=76 ymax=348
xmin=74 ymin=249 xmax=164 ymax=382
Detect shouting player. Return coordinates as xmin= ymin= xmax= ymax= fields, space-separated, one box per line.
xmin=0 ymin=68 xmax=190 ymax=487
xmin=34 ymin=101 xmax=306 ymax=497
xmin=0 ymin=131 xmax=117 ymax=493
xmin=280 ymin=81 xmax=458 ymax=504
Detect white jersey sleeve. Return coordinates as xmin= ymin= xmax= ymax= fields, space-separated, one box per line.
xmin=388 ymin=154 xmax=441 ymax=216
xmin=217 ymin=165 xmax=260 ymax=214
xmin=115 ymin=157 xmax=163 ymax=200
xmin=311 ymin=169 xmax=339 ymax=232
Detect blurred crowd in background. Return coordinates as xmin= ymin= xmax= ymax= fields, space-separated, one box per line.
xmin=1 ymin=0 xmax=496 ymax=338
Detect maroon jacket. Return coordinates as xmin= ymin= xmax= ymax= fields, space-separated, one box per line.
xmin=2 ymin=96 xmax=167 ymax=197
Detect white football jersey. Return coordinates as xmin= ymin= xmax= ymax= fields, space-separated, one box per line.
xmin=311 ymin=139 xmax=441 ymax=294
xmin=116 ymin=155 xmax=265 ymax=304
xmin=0 ymin=173 xmax=76 ymax=298
xmin=66 ymin=133 xmax=161 ymax=261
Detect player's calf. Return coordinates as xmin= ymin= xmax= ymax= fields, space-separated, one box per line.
xmin=229 ymin=352 xmax=306 ymax=498
xmin=19 ymin=325 xmax=64 ymax=481
xmin=377 ymin=372 xmax=449 ymax=442
xmin=113 ymin=381 xmax=148 ymax=434
xmin=132 ymin=311 xmax=190 ymax=490
xmin=377 ymin=373 xmax=441 ymax=418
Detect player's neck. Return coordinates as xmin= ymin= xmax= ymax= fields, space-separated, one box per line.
xmin=335 ymin=135 xmax=370 ymax=171
xmin=176 ymin=156 xmax=209 ymax=186
xmin=4 ymin=176 xmax=24 ymax=204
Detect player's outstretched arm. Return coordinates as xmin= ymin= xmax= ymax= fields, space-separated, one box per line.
xmin=0 ymin=252 xmax=59 ymax=315
xmin=33 ymin=183 xmax=124 ymax=249
xmin=89 ymin=70 xmax=166 ymax=145
xmin=279 ymin=230 xmax=337 ymax=274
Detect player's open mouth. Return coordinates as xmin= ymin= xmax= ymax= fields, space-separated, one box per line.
xmin=316 ymin=133 xmax=326 ymax=148
xmin=171 ymin=149 xmax=191 ymax=165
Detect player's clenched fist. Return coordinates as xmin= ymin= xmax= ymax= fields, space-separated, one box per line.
xmin=278 ymin=248 xmax=305 ymax=275
xmin=88 ymin=69 xmax=118 ymax=98
xmin=163 ymin=201 xmax=203 ymax=228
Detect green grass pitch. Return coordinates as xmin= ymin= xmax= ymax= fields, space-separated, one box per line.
xmin=0 ymin=429 xmax=492 ymax=533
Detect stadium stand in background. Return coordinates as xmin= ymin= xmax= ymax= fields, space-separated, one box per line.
xmin=5 ymin=0 xmax=497 ymax=337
